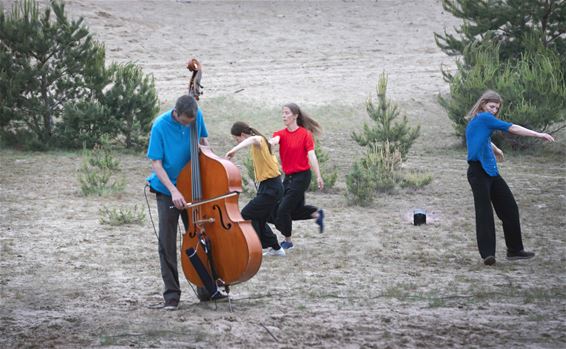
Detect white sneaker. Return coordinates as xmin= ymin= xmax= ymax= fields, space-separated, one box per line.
xmin=263 ymin=247 xmax=286 ymax=256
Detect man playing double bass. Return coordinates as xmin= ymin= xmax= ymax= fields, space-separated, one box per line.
xmin=146 ymin=95 xmax=212 ymax=310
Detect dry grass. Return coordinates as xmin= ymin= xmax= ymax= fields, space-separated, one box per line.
xmin=1 ymin=95 xmax=564 ymax=348
xmin=1 ymin=0 xmax=565 ymax=347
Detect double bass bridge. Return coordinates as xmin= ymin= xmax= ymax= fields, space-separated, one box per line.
xmin=194 ymin=217 xmax=215 ymax=225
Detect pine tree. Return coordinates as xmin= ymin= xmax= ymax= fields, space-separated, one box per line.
xmin=352 ymin=72 xmax=420 ymax=160
xmin=346 ymin=73 xmax=426 ymax=205
xmin=102 ymin=63 xmax=159 ymax=149
xmin=440 ymin=41 xmax=566 ymax=146
xmin=434 ymin=0 xmax=566 ymax=70
xmin=0 ymin=0 xmax=106 ymax=148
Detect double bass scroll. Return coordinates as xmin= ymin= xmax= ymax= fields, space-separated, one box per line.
xmin=187 ymin=58 xmax=203 ymax=100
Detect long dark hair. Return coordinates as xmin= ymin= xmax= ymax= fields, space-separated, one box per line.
xmin=230 ymin=121 xmax=272 ymax=154
xmin=284 ymin=103 xmax=322 ymax=137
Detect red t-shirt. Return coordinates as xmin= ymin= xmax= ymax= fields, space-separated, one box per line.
xmin=273 ymin=127 xmax=315 ymax=175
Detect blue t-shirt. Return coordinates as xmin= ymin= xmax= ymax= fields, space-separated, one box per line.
xmin=466 ymin=112 xmax=512 ymax=176
xmin=146 ymin=108 xmax=208 ymax=195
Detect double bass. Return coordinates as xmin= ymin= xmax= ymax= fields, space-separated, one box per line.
xmin=177 ymin=59 xmax=262 ymax=298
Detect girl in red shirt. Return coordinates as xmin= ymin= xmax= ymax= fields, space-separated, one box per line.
xmin=270 ymin=103 xmax=325 ymax=250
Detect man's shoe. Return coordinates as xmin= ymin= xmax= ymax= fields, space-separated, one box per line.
xmin=280 ymin=241 xmax=294 ymax=250
xmin=263 ymin=247 xmax=286 ymax=256
xmin=483 ymin=256 xmax=496 ymax=266
xmin=210 ymin=291 xmax=229 ymax=302
xmin=507 ymin=250 xmax=535 ymax=260
xmin=315 ymin=209 xmax=325 ymax=234
xmin=197 ymin=287 xmax=229 ymax=303
xmin=163 ymin=299 xmax=179 ymax=311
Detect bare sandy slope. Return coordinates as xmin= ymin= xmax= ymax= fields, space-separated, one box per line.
xmin=61 ymin=0 xmax=460 ymax=105
xmin=1 ymin=1 xmax=565 ymax=348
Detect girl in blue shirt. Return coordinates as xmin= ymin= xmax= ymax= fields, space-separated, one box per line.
xmin=465 ymin=90 xmax=554 ymax=266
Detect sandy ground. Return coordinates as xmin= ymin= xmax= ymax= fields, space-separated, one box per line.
xmin=1 ymin=1 xmax=565 ymax=348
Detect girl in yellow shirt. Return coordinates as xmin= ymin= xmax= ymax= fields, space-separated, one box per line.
xmin=226 ymin=122 xmax=285 ymax=256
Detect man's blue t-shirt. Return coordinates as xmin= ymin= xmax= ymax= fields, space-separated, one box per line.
xmin=146 ymin=108 xmax=208 ymax=195
xmin=466 ymin=112 xmax=512 ymax=176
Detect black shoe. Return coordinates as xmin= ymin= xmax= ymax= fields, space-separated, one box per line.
xmin=163 ymin=298 xmax=179 ymax=311
xmin=197 ymin=287 xmax=229 ymax=302
xmin=211 ymin=291 xmax=229 ymax=302
xmin=507 ymin=250 xmax=535 ymax=260
xmin=483 ymin=256 xmax=496 ymax=266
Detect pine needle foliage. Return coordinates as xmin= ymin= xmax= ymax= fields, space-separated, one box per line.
xmin=434 ymin=0 xmax=566 ymax=71
xmin=103 ymin=63 xmax=159 ymax=149
xmin=78 ymin=138 xmax=125 ymax=196
xmin=99 ymin=205 xmax=145 ymax=226
xmin=347 ymin=74 xmax=427 ymax=205
xmin=345 ymin=142 xmax=403 ymax=206
xmin=240 ymin=154 xmax=257 ymax=197
xmin=0 ymin=0 xmax=106 ymax=148
xmin=439 ymin=41 xmax=566 ymax=146
xmin=57 ymin=100 xmax=114 ymax=149
xmin=352 ymin=72 xmax=420 ymax=160
xmin=0 ymin=0 xmax=159 ymax=150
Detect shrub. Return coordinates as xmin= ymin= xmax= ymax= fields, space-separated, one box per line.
xmin=347 ymin=73 xmax=427 ymax=205
xmin=434 ymin=0 xmax=566 ymax=72
xmin=78 ymin=139 xmax=125 ymax=196
xmin=399 ymin=171 xmax=433 ymax=189
xmin=439 ymin=41 xmax=566 ymax=147
xmin=240 ymin=154 xmax=257 ymax=197
xmin=56 ymin=100 xmax=116 ymax=149
xmin=0 ymin=0 xmax=159 ymax=150
xmin=352 ymin=72 xmax=420 ymax=160
xmin=102 ymin=63 xmax=159 ymax=149
xmin=345 ymin=142 xmax=402 ymax=205
xmin=0 ymin=0 xmax=106 ymax=148
xmin=345 ymin=160 xmax=376 ymax=207
xmin=362 ymin=142 xmax=401 ymax=193
xmin=99 ymin=205 xmax=145 ymax=226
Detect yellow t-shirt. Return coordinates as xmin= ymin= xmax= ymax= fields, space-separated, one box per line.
xmin=250 ymin=137 xmax=281 ymax=182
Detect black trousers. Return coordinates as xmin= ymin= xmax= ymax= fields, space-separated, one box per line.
xmin=273 ymin=170 xmax=318 ymax=237
xmin=467 ymin=161 xmax=524 ymax=258
xmin=241 ymin=176 xmax=283 ymax=249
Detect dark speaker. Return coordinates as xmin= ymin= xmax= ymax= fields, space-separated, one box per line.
xmin=413 ymin=209 xmax=426 ymax=225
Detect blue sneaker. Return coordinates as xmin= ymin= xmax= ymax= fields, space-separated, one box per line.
xmin=315 ymin=209 xmax=324 ymax=234
xmin=280 ymin=241 xmax=294 ymax=250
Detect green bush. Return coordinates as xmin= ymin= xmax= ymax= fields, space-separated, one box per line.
xmin=434 ymin=0 xmax=566 ymax=72
xmin=0 ymin=0 xmax=106 ymax=148
xmin=345 ymin=160 xmax=376 ymax=207
xmin=352 ymin=72 xmax=420 ymax=160
xmin=78 ymin=139 xmax=125 ymax=196
xmin=347 ymin=73 xmax=428 ymax=205
xmin=56 ymin=100 xmax=116 ymax=149
xmin=99 ymin=205 xmax=145 ymax=226
xmin=399 ymin=171 xmax=433 ymax=189
xmin=362 ymin=142 xmax=400 ymax=193
xmin=239 ymin=154 xmax=257 ymax=197
xmin=345 ymin=142 xmax=402 ymax=205
xmin=102 ymin=63 xmax=159 ymax=149
xmin=0 ymin=0 xmax=159 ymax=150
xmin=439 ymin=41 xmax=566 ymax=147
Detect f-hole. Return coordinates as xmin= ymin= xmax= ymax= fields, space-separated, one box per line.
xmin=213 ymin=204 xmax=232 ymax=230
